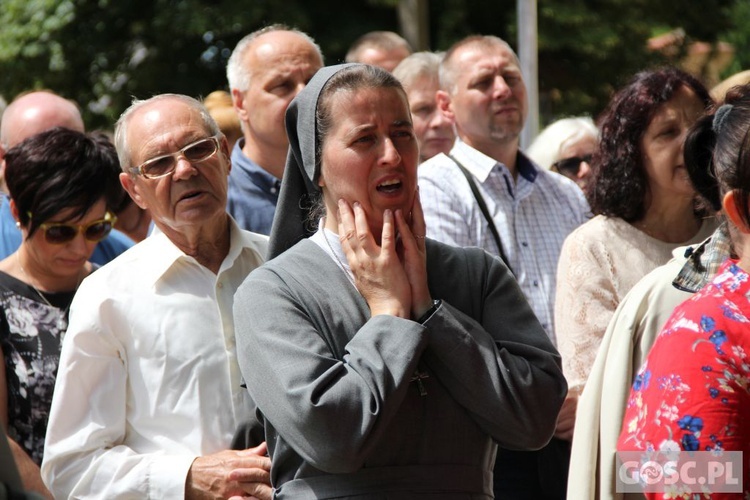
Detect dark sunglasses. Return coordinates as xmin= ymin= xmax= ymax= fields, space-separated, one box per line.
xmin=552 ymin=154 xmax=592 ymax=177
xmin=36 ymin=212 xmax=117 ymax=245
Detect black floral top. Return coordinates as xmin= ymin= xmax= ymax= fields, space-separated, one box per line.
xmin=0 ymin=271 xmax=74 ymax=465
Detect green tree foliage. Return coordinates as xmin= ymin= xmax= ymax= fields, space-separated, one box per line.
xmin=0 ymin=0 xmax=406 ymax=129
xmin=535 ymin=0 xmax=661 ymax=122
xmin=721 ymin=0 xmax=750 ymax=76
xmin=536 ymin=0 xmax=734 ymax=124
xmin=0 ymin=0 xmax=740 ymax=130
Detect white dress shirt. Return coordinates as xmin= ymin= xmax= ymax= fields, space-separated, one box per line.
xmin=41 ymin=218 xmax=268 ymax=499
xmin=418 ymin=139 xmax=590 ymax=343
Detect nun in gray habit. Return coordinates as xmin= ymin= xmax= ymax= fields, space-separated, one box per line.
xmin=232 ymin=64 xmax=567 ymax=499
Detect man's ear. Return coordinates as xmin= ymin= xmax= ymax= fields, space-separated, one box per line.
xmin=0 ymin=146 xmax=7 ymax=192
xmin=231 ymin=88 xmax=249 ymax=123
xmin=219 ymin=135 xmax=231 ymax=174
xmin=436 ymin=90 xmax=455 ymax=122
xmin=119 ymin=172 xmax=147 ymax=210
xmin=723 ymin=190 xmax=750 ymax=234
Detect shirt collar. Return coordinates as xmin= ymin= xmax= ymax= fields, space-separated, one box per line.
xmin=450 ymin=139 xmax=538 ymax=183
xmin=141 ymin=216 xmax=268 ymax=287
xmin=516 ymin=151 xmax=539 ymax=182
xmin=231 ymin=138 xmax=282 ymax=192
xmin=673 ymin=221 xmax=733 ymax=293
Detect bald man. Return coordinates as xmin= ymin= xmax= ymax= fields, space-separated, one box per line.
xmin=0 ymin=91 xmax=133 ymax=264
xmin=226 ymin=24 xmax=324 ymax=235
xmin=0 ymin=92 xmax=84 ymax=192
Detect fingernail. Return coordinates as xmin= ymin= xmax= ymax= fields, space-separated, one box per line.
xmin=353 ymin=201 xmax=361 ymax=208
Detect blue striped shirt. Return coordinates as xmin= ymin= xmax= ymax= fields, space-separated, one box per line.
xmin=418 ymin=140 xmax=590 ymax=343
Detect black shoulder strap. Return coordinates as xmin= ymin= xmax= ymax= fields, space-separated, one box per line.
xmin=448 ymin=154 xmax=513 ymax=274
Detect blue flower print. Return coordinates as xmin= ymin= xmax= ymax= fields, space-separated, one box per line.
xmin=720 ymin=304 xmax=749 ymax=323
xmin=682 ymin=433 xmax=700 ymax=451
xmin=633 ymin=370 xmax=652 ymax=391
xmin=701 ymin=365 xmax=713 ymax=372
xmin=708 ymin=387 xmax=719 ymax=398
xmin=700 ymin=316 xmax=715 ymax=332
xmin=677 ymin=415 xmax=704 ymax=433
xmin=724 ymin=263 xmax=748 ymax=291
xmin=709 ymin=330 xmax=727 ymax=354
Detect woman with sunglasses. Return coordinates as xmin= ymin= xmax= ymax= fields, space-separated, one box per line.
xmin=527 ymin=116 xmax=599 ymax=189
xmin=0 ymin=127 xmax=120 ymax=497
xmin=554 ymin=68 xmax=718 ymax=443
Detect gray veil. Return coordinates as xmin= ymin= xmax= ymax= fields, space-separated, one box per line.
xmin=267 ymin=63 xmax=356 ymax=259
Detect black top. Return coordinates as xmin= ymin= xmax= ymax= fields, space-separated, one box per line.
xmin=0 ymin=271 xmax=75 ymax=464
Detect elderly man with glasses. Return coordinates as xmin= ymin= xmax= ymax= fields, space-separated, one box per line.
xmin=41 ymin=94 xmax=272 ymax=500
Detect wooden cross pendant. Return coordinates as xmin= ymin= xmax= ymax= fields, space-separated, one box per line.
xmin=411 ymin=369 xmax=429 ymax=396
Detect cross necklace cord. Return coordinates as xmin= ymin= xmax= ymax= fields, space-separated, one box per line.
xmin=16 ymin=252 xmax=82 ymax=331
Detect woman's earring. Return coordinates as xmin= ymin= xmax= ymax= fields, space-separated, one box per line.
xmin=15 ymin=221 xmax=20 ymax=229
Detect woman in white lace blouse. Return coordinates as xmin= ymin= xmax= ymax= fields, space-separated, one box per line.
xmin=553 ymin=67 xmax=717 ymax=441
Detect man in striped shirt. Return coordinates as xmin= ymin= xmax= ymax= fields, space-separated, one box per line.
xmin=418 ymin=34 xmax=589 ymax=500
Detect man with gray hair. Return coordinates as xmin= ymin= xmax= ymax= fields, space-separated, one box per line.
xmin=392 ymin=51 xmax=455 ymax=162
xmin=226 ymin=24 xmax=323 ymax=234
xmin=41 ymin=94 xmax=272 ymax=499
xmin=417 ymin=34 xmax=589 ymax=499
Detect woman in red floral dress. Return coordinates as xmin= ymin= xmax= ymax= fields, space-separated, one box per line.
xmin=617 ymin=85 xmax=750 ymax=499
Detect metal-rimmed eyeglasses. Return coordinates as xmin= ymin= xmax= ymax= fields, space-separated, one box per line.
xmin=129 ymin=135 xmax=221 ymax=179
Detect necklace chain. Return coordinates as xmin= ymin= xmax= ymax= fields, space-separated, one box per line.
xmin=15 ymin=252 xmax=81 ymax=320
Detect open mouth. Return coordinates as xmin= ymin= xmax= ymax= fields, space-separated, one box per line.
xmin=376 ymin=179 xmax=402 ymax=193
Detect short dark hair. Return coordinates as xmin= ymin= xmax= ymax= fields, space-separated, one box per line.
xmin=5 ymin=127 xmax=122 ymax=239
xmin=586 ymin=67 xmax=712 ymax=221
xmin=685 ymin=83 xmax=750 ymax=228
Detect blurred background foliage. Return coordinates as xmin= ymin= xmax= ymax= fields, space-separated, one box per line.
xmin=0 ymin=0 xmax=744 ymax=131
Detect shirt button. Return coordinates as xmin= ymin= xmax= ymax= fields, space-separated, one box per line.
xmin=217 ymin=282 xmax=224 ymax=289
xmin=521 ymin=241 xmax=529 ymax=247
xmin=533 ymin=280 xmax=539 ymax=286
